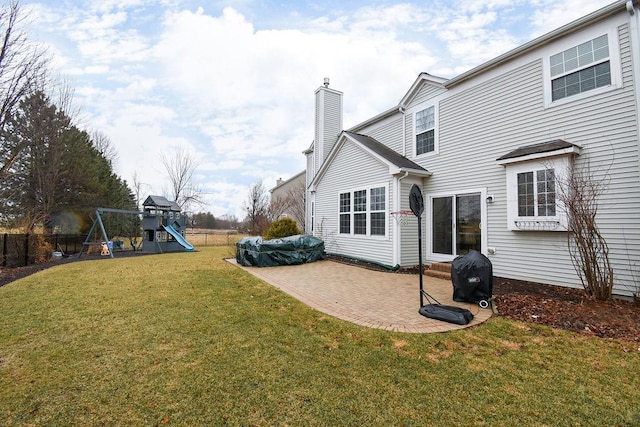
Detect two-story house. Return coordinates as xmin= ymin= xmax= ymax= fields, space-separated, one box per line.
xmin=305 ymin=0 xmax=640 ymax=296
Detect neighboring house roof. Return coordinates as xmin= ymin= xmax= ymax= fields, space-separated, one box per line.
xmin=497 ymin=140 xmax=582 ymax=164
xmin=270 ymin=170 xmax=306 ymax=193
xmin=310 ymin=131 xmax=430 ymax=190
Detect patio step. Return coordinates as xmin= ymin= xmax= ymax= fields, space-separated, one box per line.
xmin=425 ymin=262 xmax=451 ymax=280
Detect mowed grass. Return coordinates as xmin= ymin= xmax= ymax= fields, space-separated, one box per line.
xmin=0 ymin=247 xmax=638 ymax=426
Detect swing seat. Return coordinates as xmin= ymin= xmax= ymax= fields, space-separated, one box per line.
xmin=419 ymin=304 xmax=473 ymax=325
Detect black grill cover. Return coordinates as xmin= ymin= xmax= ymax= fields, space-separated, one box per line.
xmin=451 ymin=250 xmax=493 ymax=303
xmin=236 ymin=235 xmax=325 ymax=267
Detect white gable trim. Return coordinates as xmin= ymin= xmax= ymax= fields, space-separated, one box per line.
xmin=399 ymin=73 xmax=447 ymax=108
xmin=309 ymin=132 xmax=431 ymax=191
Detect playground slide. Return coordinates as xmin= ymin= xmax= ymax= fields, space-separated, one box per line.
xmin=163 ymin=224 xmax=195 ymax=251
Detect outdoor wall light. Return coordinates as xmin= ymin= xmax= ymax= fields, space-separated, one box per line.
xmin=486 ymin=195 xmax=495 ymax=203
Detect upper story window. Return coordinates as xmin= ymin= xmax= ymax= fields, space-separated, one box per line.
xmin=415 ymin=105 xmax=435 ymax=156
xmin=338 ymin=186 xmax=387 ymax=237
xmin=550 ymin=34 xmax=610 ymax=102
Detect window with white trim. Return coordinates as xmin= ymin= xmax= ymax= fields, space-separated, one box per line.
xmin=550 ymin=34 xmax=611 ymax=101
xmin=517 ymin=169 xmax=556 ymax=217
xmin=415 ymin=105 xmax=435 ymax=155
xmin=338 ymin=186 xmax=387 ymax=236
xmin=503 ymin=158 xmax=569 ymax=231
xmin=339 ymin=193 xmax=350 ymax=234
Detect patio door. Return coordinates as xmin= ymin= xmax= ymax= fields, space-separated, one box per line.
xmin=431 ymin=193 xmax=482 ymax=259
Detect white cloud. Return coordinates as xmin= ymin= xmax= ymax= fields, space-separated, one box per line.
xmin=529 ymin=0 xmax=614 ymax=37
xmin=23 ymin=0 xmax=619 ymax=219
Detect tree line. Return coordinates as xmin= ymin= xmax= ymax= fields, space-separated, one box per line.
xmin=0 ymin=1 xmax=135 ymax=233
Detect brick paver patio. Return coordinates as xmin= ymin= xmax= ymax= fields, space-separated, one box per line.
xmin=228 ymin=259 xmax=492 ymax=334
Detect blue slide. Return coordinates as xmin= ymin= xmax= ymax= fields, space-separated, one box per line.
xmin=163 ymin=224 xmax=195 ymax=251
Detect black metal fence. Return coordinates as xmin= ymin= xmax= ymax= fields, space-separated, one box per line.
xmin=0 ymin=233 xmax=87 ymax=268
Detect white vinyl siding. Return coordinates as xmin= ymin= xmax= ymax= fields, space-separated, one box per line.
xmin=362 ymin=116 xmax=404 ymax=154
xmin=314 ymin=139 xmax=394 ymax=266
xmin=311 ymin=14 xmax=639 ymax=295
xmin=422 ymin=20 xmax=638 ymax=296
xmin=339 ymin=187 xmax=386 ymax=236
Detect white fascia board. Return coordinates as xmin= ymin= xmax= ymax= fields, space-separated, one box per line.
xmin=309 ymin=133 xmax=347 ymax=191
xmin=389 ymin=166 xmax=432 ymax=177
xmin=496 ymin=146 xmax=581 ymax=166
xmin=399 ymin=73 xmax=448 ymax=108
xmin=446 ymin=0 xmax=628 ymax=88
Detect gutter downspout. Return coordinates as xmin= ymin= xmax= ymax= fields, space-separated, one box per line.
xmin=393 ymin=171 xmax=410 ymax=267
xmin=627 ymin=1 xmax=640 ymax=182
xmin=399 ymin=106 xmax=406 ymax=157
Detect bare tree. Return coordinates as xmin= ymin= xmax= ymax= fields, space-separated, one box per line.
xmin=284 ymin=180 xmax=306 ymax=231
xmin=268 ymin=180 xmax=305 ymax=232
xmin=92 ymin=130 xmax=119 ymax=166
xmin=268 ymin=194 xmax=291 ymax=221
xmin=0 ymin=0 xmax=49 ymax=186
xmin=160 ymin=146 xmax=203 ymax=211
xmin=131 ymin=171 xmax=149 ymax=210
xmin=558 ymin=157 xmax=614 ymax=300
xmin=244 ymin=181 xmax=269 ymax=235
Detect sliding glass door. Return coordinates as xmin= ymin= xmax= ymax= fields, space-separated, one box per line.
xmin=431 ymin=193 xmax=482 ymax=257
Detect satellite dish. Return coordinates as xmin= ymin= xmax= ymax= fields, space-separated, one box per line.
xmin=409 ymin=184 xmax=424 ymax=217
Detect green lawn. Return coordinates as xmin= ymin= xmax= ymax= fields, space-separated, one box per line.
xmin=1 ymin=247 xmax=638 ymax=426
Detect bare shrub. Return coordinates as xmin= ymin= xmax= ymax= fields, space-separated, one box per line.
xmin=558 ymin=157 xmax=613 ymax=300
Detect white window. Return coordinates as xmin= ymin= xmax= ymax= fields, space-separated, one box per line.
xmin=544 ymin=28 xmax=620 ymax=106
xmin=339 ymin=192 xmax=350 ymax=234
xmin=415 ymin=105 xmax=436 ymax=156
xmin=550 ymin=34 xmax=610 ymax=101
xmin=503 ymin=158 xmax=571 ymax=231
xmin=516 ymin=169 xmax=556 ymax=217
xmin=338 ymin=186 xmax=387 ymax=236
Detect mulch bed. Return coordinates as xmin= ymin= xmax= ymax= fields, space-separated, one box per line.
xmin=327 ymin=255 xmax=640 ymax=342
xmin=2 ymin=253 xmax=640 ymax=342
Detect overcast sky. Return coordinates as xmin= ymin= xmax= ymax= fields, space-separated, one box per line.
xmin=22 ymin=0 xmax=613 ymax=219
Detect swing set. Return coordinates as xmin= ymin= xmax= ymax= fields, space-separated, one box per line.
xmin=80 ymin=208 xmax=143 ymax=258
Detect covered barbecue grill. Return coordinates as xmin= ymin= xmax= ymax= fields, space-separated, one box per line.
xmin=451 ymin=250 xmax=493 ymax=307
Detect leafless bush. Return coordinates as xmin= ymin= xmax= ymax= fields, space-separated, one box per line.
xmin=558 ymin=158 xmax=613 ymax=300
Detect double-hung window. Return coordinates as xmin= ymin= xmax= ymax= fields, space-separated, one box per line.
xmin=370 ymin=187 xmax=386 ymax=236
xmin=415 ymin=105 xmax=435 ymax=156
xmin=338 ymin=186 xmax=387 ymax=236
xmin=339 ymin=192 xmax=351 ymax=234
xmin=549 ymin=34 xmax=612 ymax=102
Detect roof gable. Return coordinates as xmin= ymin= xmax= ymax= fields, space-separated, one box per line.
xmin=399 ymin=73 xmax=447 ymax=108
xmin=310 ymin=131 xmax=430 ymax=190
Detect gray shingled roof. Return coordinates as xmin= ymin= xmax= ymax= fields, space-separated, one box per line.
xmin=344 ymin=131 xmax=429 ymax=172
xmin=143 ymin=195 xmax=180 ymax=211
xmin=497 ymin=140 xmax=580 ymax=161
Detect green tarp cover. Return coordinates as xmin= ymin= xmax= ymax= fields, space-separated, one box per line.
xmin=236 ymin=234 xmax=325 ymax=267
